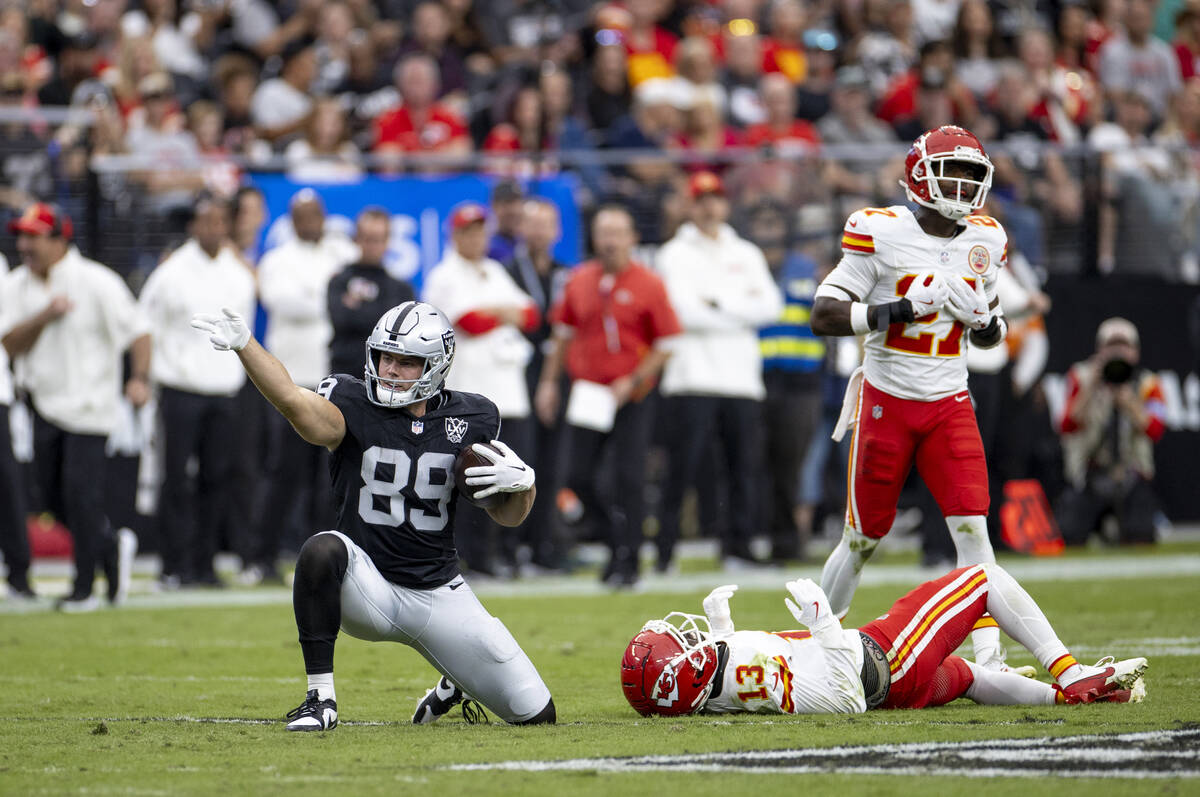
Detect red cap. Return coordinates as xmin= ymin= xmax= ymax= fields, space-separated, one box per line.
xmin=8 ymin=202 xmax=72 ymax=238
xmin=450 ymin=202 xmax=488 ymax=230
xmin=688 ymin=171 xmax=725 ymax=198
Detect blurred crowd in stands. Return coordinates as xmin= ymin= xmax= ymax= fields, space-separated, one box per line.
xmin=0 ymin=0 xmax=1190 ymax=598
xmin=1 ymin=0 xmax=1200 ymax=277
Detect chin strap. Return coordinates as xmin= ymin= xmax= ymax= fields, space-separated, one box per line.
xmin=705 ymin=641 xmax=731 ymax=701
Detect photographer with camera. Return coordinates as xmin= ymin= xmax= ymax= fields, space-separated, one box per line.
xmin=1056 ymin=318 xmax=1167 ymax=545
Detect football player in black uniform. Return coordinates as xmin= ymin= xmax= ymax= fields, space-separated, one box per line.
xmin=192 ymin=301 xmax=554 ymax=731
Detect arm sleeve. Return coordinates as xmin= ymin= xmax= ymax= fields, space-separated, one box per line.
xmin=647 ymin=275 xmax=684 ymax=344
xmin=0 ymin=277 xmax=17 ymax=338
xmin=326 ymin=272 xmax=355 ymax=332
xmin=810 ymin=624 xmax=867 ymax=714
xmin=713 ymin=245 xmax=785 ymax=327
xmin=817 ymin=253 xmax=880 ymax=303
xmin=456 ymin=310 xmax=501 ymax=335
xmin=1059 ymin=369 xmax=1083 ymax=434
xmin=97 ymin=270 xmax=151 ymax=349
xmin=656 ymin=243 xmax=741 ymax=332
xmin=1142 ymin=377 xmax=1168 ymax=442
xmin=135 ymin=264 xmax=164 ymax=333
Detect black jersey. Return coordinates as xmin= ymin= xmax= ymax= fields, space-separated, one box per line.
xmin=317 ymin=374 xmax=500 ymax=589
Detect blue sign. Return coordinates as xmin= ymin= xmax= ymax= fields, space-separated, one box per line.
xmin=249 ymin=173 xmax=583 ymax=293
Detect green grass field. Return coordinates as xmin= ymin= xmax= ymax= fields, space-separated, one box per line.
xmin=3 ymin=543 xmax=1199 ymax=796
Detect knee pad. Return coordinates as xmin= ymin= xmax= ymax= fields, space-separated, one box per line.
xmin=296 ymin=532 xmax=349 ymax=585
xmin=513 ymin=697 xmax=556 ymax=725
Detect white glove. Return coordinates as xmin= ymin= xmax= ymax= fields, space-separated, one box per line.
xmin=784 ymin=578 xmax=836 ymax=631
xmin=903 ymin=272 xmax=950 ymax=316
xmin=464 ymin=440 xmax=535 ymax=499
xmin=944 ymin=277 xmax=992 ymax=331
xmin=702 ymin=584 xmax=739 ymax=637
xmin=190 ymin=307 xmax=251 ymax=352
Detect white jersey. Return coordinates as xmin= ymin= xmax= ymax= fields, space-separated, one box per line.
xmin=820 ymin=205 xmax=1007 ymax=401
xmin=703 ymin=627 xmax=868 ymax=716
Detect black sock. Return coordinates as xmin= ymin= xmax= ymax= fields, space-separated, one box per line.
xmin=292 ymin=534 xmax=348 ymax=674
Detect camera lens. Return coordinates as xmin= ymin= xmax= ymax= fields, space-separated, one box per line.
xmin=1102 ymin=358 xmax=1134 ymax=384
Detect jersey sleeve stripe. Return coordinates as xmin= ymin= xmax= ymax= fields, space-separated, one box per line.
xmin=841 ymin=232 xmax=875 ymax=251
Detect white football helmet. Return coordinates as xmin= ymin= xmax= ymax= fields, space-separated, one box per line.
xmin=901 ymin=125 xmax=994 ymax=221
xmin=364 ymin=301 xmax=455 ymax=407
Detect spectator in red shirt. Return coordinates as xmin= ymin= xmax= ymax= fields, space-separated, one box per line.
xmin=623 ymin=0 xmax=678 ymax=86
xmin=373 ymin=52 xmax=470 ymax=161
xmin=1057 ymin=318 xmax=1166 ymax=545
xmin=744 ymin=72 xmax=822 ymax=154
xmin=1173 ymin=5 xmax=1200 ymax=80
xmin=535 ymin=205 xmax=681 ymax=589
xmin=877 ymin=40 xmax=979 ymax=130
xmin=762 ymin=0 xmax=809 ymax=82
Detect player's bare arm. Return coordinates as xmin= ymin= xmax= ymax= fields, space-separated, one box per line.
xmin=191 ymin=307 xmax=346 ymax=449
xmin=239 ymin=337 xmax=346 ymax=449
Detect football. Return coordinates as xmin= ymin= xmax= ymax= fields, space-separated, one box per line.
xmin=454 ymin=442 xmax=505 ymax=510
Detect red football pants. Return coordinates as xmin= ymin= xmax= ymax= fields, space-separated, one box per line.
xmin=846 ymin=379 xmax=989 ymax=538
xmin=860 ymin=565 xmax=989 ymax=709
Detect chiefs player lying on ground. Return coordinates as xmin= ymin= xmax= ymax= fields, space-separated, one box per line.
xmin=622 ymin=564 xmax=1147 ymax=716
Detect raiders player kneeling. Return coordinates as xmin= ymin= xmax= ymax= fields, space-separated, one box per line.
xmin=192 ymin=301 xmax=555 ymax=730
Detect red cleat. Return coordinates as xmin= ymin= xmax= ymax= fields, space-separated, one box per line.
xmin=1056 ymin=656 xmax=1148 ymax=704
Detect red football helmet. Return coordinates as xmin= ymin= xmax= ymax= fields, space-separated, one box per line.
xmin=902 ymin=125 xmax=994 ymax=221
xmin=620 ymin=612 xmax=721 ymax=717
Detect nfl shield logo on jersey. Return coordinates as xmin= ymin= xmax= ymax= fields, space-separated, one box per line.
xmin=872 ymin=405 xmax=883 ymax=419
xmin=411 ymin=420 xmax=424 ymax=434
xmin=445 ymin=417 xmax=468 ymax=443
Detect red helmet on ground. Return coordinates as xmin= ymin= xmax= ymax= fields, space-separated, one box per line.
xmin=902 ymin=125 xmax=994 ymax=221
xmin=620 ymin=612 xmax=721 ymax=717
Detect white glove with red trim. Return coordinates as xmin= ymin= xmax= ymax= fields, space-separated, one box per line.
xmin=784 ymin=579 xmax=836 ymax=631
xmin=944 ymin=277 xmax=992 ymax=331
xmin=903 ymin=273 xmax=950 ymax=316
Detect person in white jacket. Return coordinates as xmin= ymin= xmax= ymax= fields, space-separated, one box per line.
xmin=422 ymin=201 xmax=538 ymax=577
xmin=138 ymin=196 xmax=255 ymax=587
xmin=654 ymin=171 xmax=784 ymax=572
xmin=256 ymin=189 xmax=356 ymax=568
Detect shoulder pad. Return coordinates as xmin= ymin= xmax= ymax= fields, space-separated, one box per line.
xmin=842 ymin=207 xmax=904 ymax=255
xmin=962 ymin=214 xmax=1008 ymax=269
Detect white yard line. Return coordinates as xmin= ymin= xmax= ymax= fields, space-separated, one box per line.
xmin=448 ymin=728 xmax=1200 ymax=779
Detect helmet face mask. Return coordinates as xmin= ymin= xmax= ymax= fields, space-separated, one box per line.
xmin=903 ymin=125 xmax=994 ymax=221
xmin=620 ymin=612 xmax=721 ymax=717
xmin=364 ymin=302 xmax=455 ymax=408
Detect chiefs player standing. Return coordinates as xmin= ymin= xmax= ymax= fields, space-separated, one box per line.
xmin=810 ymin=125 xmax=1013 ymax=672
